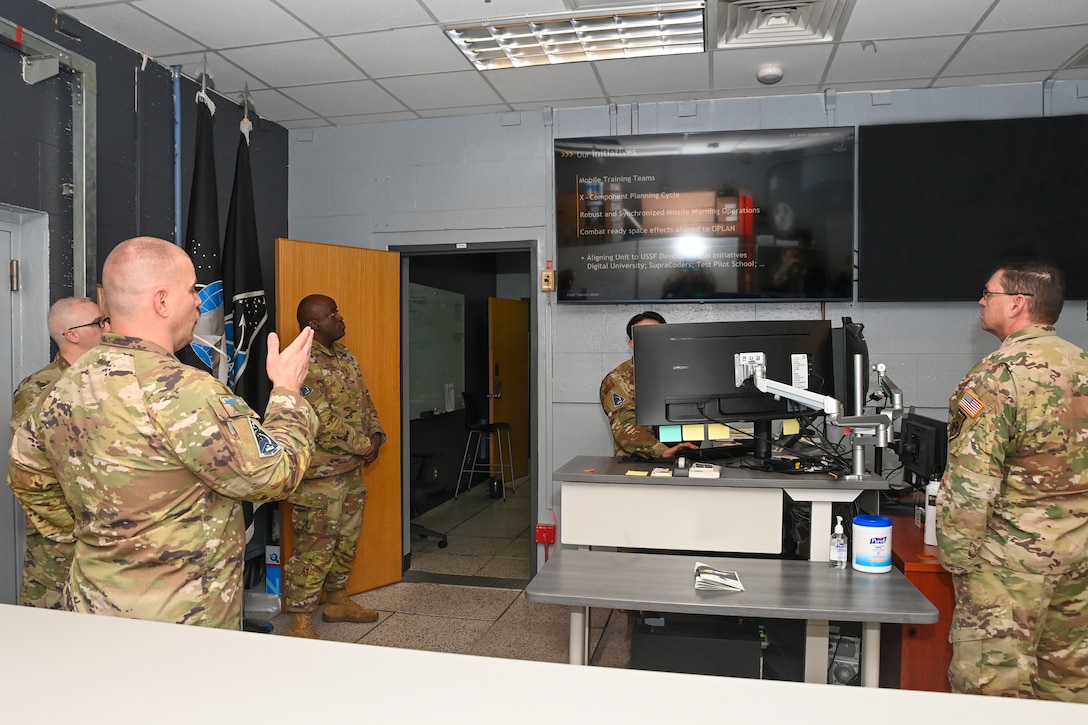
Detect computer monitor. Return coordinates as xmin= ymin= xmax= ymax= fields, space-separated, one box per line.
xmin=898 ymin=413 xmax=948 ymax=489
xmin=633 ymin=320 xmax=833 ymax=459
xmin=831 ymin=317 xmax=870 ymax=416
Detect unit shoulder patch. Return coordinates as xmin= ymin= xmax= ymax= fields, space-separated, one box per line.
xmin=249 ymin=419 xmax=282 ymax=458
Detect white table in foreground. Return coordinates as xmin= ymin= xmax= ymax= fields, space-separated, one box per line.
xmin=1 ymin=604 xmax=1079 ymax=724
xmin=525 ymin=549 xmax=938 ymax=687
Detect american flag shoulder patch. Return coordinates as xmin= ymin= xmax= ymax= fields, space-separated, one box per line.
xmin=958 ymin=390 xmax=984 ymax=418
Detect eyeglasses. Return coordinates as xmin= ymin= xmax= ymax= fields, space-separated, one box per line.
xmin=980 ymin=288 xmax=1033 ymax=300
xmin=66 ymin=316 xmax=110 ymax=332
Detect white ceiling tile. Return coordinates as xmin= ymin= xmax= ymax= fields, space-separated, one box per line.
xmin=62 ymin=4 xmax=203 ymax=56
xmin=947 ymin=27 xmax=1088 ymax=75
xmin=277 ymin=0 xmax=434 ymax=34
xmin=282 ymin=80 xmax=408 ymax=117
xmin=609 ymin=89 xmax=714 ymax=105
xmin=981 ymin=0 xmax=1088 ymax=31
xmin=422 ymin=0 xmax=571 ymax=24
xmin=248 ymin=87 xmax=321 ymax=122
xmin=486 ymin=63 xmax=604 ymax=103
xmin=595 ymin=53 xmax=710 ymax=97
xmin=931 ymin=71 xmax=1054 ymax=88
xmin=158 ymin=51 xmax=270 ymax=95
xmin=278 ymin=118 xmax=333 ymax=129
xmin=827 ymin=37 xmax=964 ymax=83
xmin=840 ymin=0 xmax=994 ymax=40
xmin=712 ymin=45 xmax=833 ymax=90
xmin=219 ymin=39 xmax=364 ymax=87
xmin=417 ymin=104 xmax=515 ymax=118
xmin=49 ymin=1 xmax=121 ymax=6
xmin=510 ymin=97 xmax=608 ymax=111
xmin=332 ymin=26 xmax=473 ymax=78
xmin=381 ymin=72 xmax=505 ymax=110
xmin=328 ymin=112 xmax=422 ymax=126
xmin=131 ymin=0 xmax=315 ymax=49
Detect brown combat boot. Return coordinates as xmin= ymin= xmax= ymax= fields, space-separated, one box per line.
xmin=322 ymin=589 xmax=379 ymax=623
xmin=285 ymin=612 xmax=322 ymax=639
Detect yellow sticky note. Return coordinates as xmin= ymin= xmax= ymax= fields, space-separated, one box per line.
xmin=625 ymin=469 xmax=649 ymax=476
xmin=782 ymin=418 xmax=801 ymax=435
xmin=681 ymin=424 xmax=705 ymax=441
xmin=706 ymin=424 xmax=730 ymax=439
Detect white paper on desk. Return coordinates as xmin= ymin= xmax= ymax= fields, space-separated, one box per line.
xmin=694 ymin=562 xmax=744 ymax=591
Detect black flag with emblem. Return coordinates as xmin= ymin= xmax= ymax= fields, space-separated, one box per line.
xmin=223 ymin=118 xmax=271 ymax=413
xmin=178 ymin=91 xmax=229 ymax=382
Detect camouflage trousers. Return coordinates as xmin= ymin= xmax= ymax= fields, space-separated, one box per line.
xmin=20 ymin=531 xmax=70 ymax=610
xmin=283 ymin=468 xmax=366 ymax=613
xmin=949 ymin=559 xmax=1088 ymax=702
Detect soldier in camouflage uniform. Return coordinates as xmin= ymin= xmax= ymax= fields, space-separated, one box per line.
xmin=283 ymin=294 xmax=386 ymax=639
xmin=936 ymin=258 xmax=1088 ymax=702
xmin=600 ymin=311 xmax=698 ymax=459
xmin=8 ymin=237 xmax=317 ymax=630
xmin=9 ymin=297 xmax=109 ymax=609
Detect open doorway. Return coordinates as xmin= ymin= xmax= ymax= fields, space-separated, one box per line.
xmin=396 ymin=243 xmax=535 ymax=587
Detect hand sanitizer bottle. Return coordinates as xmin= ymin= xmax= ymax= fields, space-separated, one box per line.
xmin=829 ymin=515 xmax=848 ymax=569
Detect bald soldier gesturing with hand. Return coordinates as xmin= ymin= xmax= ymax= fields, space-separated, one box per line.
xmin=8 ymin=236 xmax=317 ymax=629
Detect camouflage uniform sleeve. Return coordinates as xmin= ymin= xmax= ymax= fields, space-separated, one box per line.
xmin=936 ymin=359 xmax=1013 ymax=574
xmin=357 ymin=375 xmax=385 ymax=448
xmin=306 ymin=363 xmax=377 ymax=456
xmin=11 ymin=381 xmax=43 ymax=429
xmin=157 ymin=379 xmax=318 ymax=503
xmin=7 ymin=414 xmax=76 ymax=544
xmin=599 ymin=365 xmax=667 ymax=458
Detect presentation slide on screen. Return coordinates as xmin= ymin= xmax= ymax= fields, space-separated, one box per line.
xmin=554 ymin=128 xmax=856 ymax=303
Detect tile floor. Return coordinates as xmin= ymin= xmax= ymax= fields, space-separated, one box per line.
xmin=265 ymin=476 xmax=631 ymax=668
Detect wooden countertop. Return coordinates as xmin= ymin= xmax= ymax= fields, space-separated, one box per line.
xmin=889 ymin=513 xmax=945 ymax=573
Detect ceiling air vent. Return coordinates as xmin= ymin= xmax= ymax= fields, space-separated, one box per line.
xmin=717 ymin=0 xmax=849 ymax=48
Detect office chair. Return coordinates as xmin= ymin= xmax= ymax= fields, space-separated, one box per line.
xmin=454 ymin=391 xmax=514 ymax=501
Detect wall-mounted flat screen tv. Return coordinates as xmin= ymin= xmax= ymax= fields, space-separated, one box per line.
xmin=858 ymin=114 xmax=1088 ymax=301
xmin=554 ymin=127 xmax=856 ymax=304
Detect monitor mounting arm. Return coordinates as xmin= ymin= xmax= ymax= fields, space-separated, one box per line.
xmin=739 ymin=357 xmax=904 ymax=479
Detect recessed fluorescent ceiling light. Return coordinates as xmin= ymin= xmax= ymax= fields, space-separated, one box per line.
xmin=445 ymin=3 xmax=706 ymax=70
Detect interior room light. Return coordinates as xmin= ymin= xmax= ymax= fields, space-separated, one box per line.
xmin=445 ymin=2 xmax=706 ymax=70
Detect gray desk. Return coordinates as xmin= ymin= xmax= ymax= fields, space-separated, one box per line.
xmin=526 ymin=549 xmax=938 ymax=687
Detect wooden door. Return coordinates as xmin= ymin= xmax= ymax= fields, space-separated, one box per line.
xmin=488 ymin=298 xmax=529 ymax=479
xmin=275 ymin=238 xmax=401 ymax=594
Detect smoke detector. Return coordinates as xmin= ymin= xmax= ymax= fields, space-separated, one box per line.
xmin=756 ymin=64 xmax=783 ymax=84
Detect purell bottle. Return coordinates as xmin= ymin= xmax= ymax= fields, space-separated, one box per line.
xmin=829 ymin=515 xmax=848 ymax=569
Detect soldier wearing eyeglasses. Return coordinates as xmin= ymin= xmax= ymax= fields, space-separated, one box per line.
xmin=9 ymin=297 xmax=110 ymax=609
xmin=936 ymin=258 xmax=1088 ymax=702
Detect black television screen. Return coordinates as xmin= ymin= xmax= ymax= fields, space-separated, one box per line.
xmin=555 ymin=128 xmax=856 ymax=303
xmin=858 ymin=114 xmax=1088 ymax=301
xmin=633 ymin=320 xmax=833 ymax=457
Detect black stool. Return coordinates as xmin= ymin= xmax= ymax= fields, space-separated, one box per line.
xmin=454 ymin=392 xmax=514 ymax=500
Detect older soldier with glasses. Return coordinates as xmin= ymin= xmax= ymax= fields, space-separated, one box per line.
xmin=9 ymin=297 xmax=110 ymax=608
xmin=937 ymin=258 xmax=1088 ymax=702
